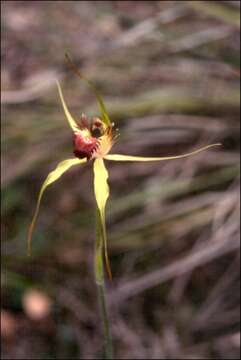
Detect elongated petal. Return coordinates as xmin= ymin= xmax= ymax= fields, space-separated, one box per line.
xmin=93 ymin=158 xmax=112 ymax=280
xmin=87 ymin=80 xmax=111 ymax=127
xmin=104 ymin=144 xmax=221 ymax=162
xmin=56 ymin=81 xmax=80 ymax=133
xmin=28 ymin=158 xmax=86 ymax=255
xmin=65 ymin=53 xmax=111 ymax=126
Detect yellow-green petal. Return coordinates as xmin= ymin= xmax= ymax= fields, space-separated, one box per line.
xmin=86 ymin=79 xmax=111 ymax=127
xmin=65 ymin=53 xmax=111 ymax=126
xmin=28 ymin=158 xmax=86 ymax=255
xmin=93 ymin=158 xmax=112 ymax=280
xmin=104 ymin=144 xmax=221 ymax=162
xmin=56 ymin=80 xmax=80 ymax=133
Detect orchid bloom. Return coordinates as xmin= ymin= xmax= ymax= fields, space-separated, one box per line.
xmin=28 ymin=76 xmax=220 ymax=280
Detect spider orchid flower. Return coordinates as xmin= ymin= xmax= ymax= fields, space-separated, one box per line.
xmin=28 ymin=79 xmax=221 ymax=280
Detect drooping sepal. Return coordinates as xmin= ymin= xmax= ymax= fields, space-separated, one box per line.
xmin=93 ymin=158 xmax=112 ymax=280
xmin=28 ymin=158 xmax=86 ymax=255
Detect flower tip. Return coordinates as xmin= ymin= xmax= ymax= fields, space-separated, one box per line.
xmin=55 ymin=79 xmax=63 ymax=93
xmin=27 ymin=228 xmax=33 ymax=257
xmin=106 ymin=262 xmax=113 ymax=282
xmin=211 ymin=143 xmax=222 ymax=148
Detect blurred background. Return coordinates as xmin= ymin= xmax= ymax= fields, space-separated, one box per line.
xmin=1 ymin=1 xmax=240 ymax=359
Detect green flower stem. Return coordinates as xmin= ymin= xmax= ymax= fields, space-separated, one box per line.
xmin=95 ymin=209 xmax=113 ymax=359
xmin=97 ymin=282 xmax=113 ymax=359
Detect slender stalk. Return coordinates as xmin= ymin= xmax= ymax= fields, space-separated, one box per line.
xmin=95 ymin=209 xmax=113 ymax=359
xmin=97 ymin=282 xmax=113 ymax=359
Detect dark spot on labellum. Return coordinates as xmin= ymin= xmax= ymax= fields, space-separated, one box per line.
xmin=91 ymin=128 xmax=102 ymax=138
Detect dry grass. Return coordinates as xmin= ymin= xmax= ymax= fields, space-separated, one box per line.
xmin=1 ymin=1 xmax=240 ymax=359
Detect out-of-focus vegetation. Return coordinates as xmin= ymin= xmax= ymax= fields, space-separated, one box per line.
xmin=1 ymin=1 xmax=240 ymax=359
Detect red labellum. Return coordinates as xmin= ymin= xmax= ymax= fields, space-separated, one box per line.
xmin=73 ymin=133 xmax=99 ymax=159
